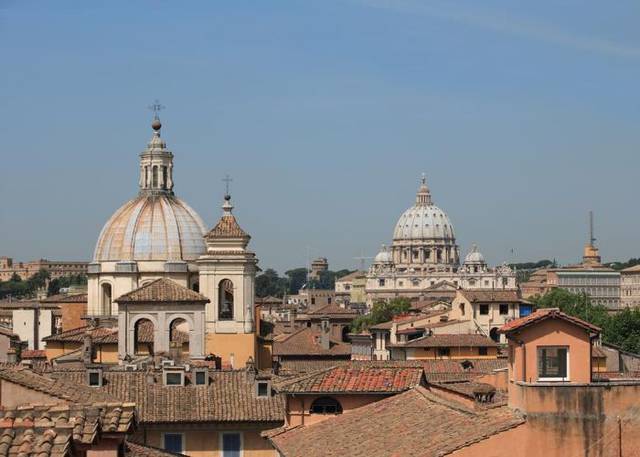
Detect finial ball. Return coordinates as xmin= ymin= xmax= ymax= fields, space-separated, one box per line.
xmin=224 ymin=194 xmax=231 ymax=201
xmin=151 ymin=118 xmax=162 ymax=131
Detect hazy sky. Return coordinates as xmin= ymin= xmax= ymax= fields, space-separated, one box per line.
xmin=1 ymin=0 xmax=639 ymax=274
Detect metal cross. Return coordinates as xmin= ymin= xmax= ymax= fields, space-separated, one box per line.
xmin=148 ymin=99 xmax=165 ymax=118
xmin=223 ymin=174 xmax=233 ymax=196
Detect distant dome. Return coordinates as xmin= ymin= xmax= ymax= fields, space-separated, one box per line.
xmin=93 ymin=194 xmax=206 ymax=262
xmin=464 ymin=245 xmax=485 ymax=264
xmin=392 ymin=176 xmax=455 ymax=242
xmin=374 ymin=245 xmax=392 ymax=263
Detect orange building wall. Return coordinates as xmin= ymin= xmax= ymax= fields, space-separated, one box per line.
xmin=404 ymin=346 xmax=498 ymax=360
xmin=60 ymin=302 xmax=87 ymax=332
xmin=286 ymin=394 xmax=389 ymax=427
xmin=206 ymin=333 xmax=256 ymax=369
xmin=144 ymin=428 xmax=276 ymax=457
xmin=508 ymin=319 xmax=593 ymax=384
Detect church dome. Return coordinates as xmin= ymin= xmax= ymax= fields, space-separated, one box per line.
xmin=374 ymin=244 xmax=392 ymax=263
xmin=93 ymin=195 xmax=206 ymax=262
xmin=463 ymin=245 xmax=485 ymax=264
xmin=392 ymin=176 xmax=456 ymax=242
xmin=93 ymin=117 xmax=207 ymax=262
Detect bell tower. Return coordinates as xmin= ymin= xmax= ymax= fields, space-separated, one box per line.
xmin=197 ymin=192 xmax=258 ymax=368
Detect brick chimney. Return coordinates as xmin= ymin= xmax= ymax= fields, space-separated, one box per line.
xmin=82 ymin=331 xmax=93 ymax=365
xmin=320 ymin=317 xmax=331 ymax=350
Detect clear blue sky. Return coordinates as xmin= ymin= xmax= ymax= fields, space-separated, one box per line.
xmin=1 ymin=0 xmax=639 ymax=273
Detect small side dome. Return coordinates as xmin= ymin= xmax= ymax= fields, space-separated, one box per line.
xmin=374 ymin=244 xmax=393 ymax=263
xmin=464 ymin=245 xmax=486 ymax=264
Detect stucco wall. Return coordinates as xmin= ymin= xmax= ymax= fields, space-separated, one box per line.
xmin=144 ymin=427 xmax=276 ymax=457
xmin=509 ymin=318 xmax=592 ymax=383
xmin=61 ymin=302 xmax=87 ymax=332
xmin=0 ymin=380 xmax=62 ymax=407
xmin=206 ymin=332 xmax=256 ymax=369
xmin=402 ymin=346 xmax=498 ymax=360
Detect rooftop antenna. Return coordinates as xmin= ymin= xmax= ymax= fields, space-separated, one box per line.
xmin=354 ymin=251 xmax=374 ymax=271
xmin=589 ymin=210 xmax=596 ymax=246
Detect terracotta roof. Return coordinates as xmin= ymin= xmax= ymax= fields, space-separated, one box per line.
xmin=459 ymin=289 xmax=520 ymax=303
xmin=307 ymin=303 xmax=358 ymax=317
xmin=0 ymin=402 xmax=135 ymax=456
xmin=125 ymin=442 xmax=185 ymax=456
xmin=40 ymin=293 xmax=87 ymax=303
xmin=390 ymin=334 xmax=497 ymax=348
xmin=43 ymin=322 xmax=188 ymax=345
xmin=272 ymin=327 xmax=351 ymax=357
xmin=269 ymin=386 xmax=524 ymax=457
xmin=622 ymin=265 xmax=640 ymax=273
xmin=48 ymin=369 xmax=284 ymax=424
xmin=499 ymin=308 xmax=601 ymax=334
xmin=0 ymin=327 xmax=18 ymax=339
xmin=368 ymin=310 xmax=448 ymax=331
xmin=335 ymin=271 xmax=365 ymax=282
xmin=0 ymin=367 xmax=116 ymax=404
xmin=276 ymin=359 xmax=351 ymax=374
xmin=20 ymin=350 xmax=47 ymax=359
xmin=274 ymin=366 xmax=424 ymax=394
xmin=205 ymin=214 xmax=249 ymax=239
xmin=592 ymin=346 xmax=607 ymax=358
xmin=115 ymin=278 xmax=209 ymax=304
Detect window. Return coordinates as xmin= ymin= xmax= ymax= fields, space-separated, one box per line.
xmin=219 ymin=279 xmax=234 ymax=320
xmin=479 ymin=304 xmax=489 ymax=315
xmin=164 ymin=371 xmax=184 ymax=386
xmin=163 ymin=433 xmax=184 ymax=454
xmin=257 ymin=381 xmax=270 ymax=397
xmin=221 ymin=432 xmax=242 ymax=457
xmin=478 ymin=347 xmax=488 ymax=356
xmin=437 ymin=347 xmax=450 ymax=357
xmin=311 ymin=297 xmax=316 ymax=305
xmin=87 ymin=370 xmax=102 ymax=387
xmin=328 ymin=297 xmax=332 ymax=304
xmin=378 ymin=279 xmax=385 ymax=287
xmin=537 ymin=347 xmax=569 ymax=381
xmin=310 ymin=397 xmax=343 ymax=415
xmin=194 ymin=370 xmax=207 ymax=385
xmin=499 ymin=304 xmax=509 ymax=315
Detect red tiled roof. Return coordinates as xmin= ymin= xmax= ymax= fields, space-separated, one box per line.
xmin=43 ymin=321 xmax=188 ymax=344
xmin=368 ymin=310 xmax=448 ymax=331
xmin=49 ymin=369 xmax=284 ymax=424
xmin=272 ymin=327 xmax=351 ymax=357
xmin=459 ymin=289 xmax=520 ymax=303
xmin=205 ymin=214 xmax=249 ymax=239
xmin=0 ymin=402 xmax=135 ymax=456
xmin=20 ymin=350 xmax=47 ymax=359
xmin=116 ymin=278 xmax=209 ymax=304
xmin=269 ymin=386 xmax=524 ymax=457
xmin=274 ymin=366 xmax=424 ymax=394
xmin=125 ymin=442 xmax=185 ymax=456
xmin=499 ymin=308 xmax=601 ymax=334
xmin=307 ymin=303 xmax=358 ymax=317
xmin=40 ymin=293 xmax=88 ymax=303
xmin=390 ymin=334 xmax=497 ymax=348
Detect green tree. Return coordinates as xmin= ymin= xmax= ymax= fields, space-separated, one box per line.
xmin=256 ymin=269 xmax=288 ymax=298
xmin=285 ymin=268 xmax=308 ymax=295
xmin=533 ymin=288 xmax=609 ymax=330
xmin=351 ymin=298 xmax=411 ymax=333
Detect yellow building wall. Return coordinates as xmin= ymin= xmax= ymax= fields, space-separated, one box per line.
xmin=206 ymin=333 xmax=256 ymax=368
xmin=405 ymin=346 xmax=498 ymax=360
xmin=257 ymin=340 xmax=272 ymax=371
xmin=145 ymin=428 xmax=276 ymax=457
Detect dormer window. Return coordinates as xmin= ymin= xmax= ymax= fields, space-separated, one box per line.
xmin=256 ymin=380 xmax=270 ymax=398
xmin=87 ymin=368 xmax=103 ymax=387
xmin=194 ymin=369 xmax=208 ymax=386
xmin=164 ymin=368 xmax=185 ymax=386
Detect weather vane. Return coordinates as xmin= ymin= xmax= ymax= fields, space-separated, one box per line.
xmin=222 ymin=174 xmax=233 ymax=197
xmin=148 ymin=99 xmax=165 ymax=119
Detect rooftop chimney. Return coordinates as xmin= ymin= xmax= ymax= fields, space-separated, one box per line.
xmin=82 ymin=331 xmax=93 ymax=365
xmin=320 ymin=317 xmax=331 ymax=350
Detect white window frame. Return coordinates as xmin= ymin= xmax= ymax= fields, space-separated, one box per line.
xmin=162 ymin=432 xmax=185 ymax=454
xmin=219 ymin=431 xmax=243 ymax=457
xmin=537 ymin=346 xmax=570 ymax=382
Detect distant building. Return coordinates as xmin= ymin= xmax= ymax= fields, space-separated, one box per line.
xmin=0 ymin=256 xmax=88 ymax=281
xmin=621 ymin=265 xmax=640 ymax=308
xmin=335 ymin=270 xmax=367 ymax=304
xmin=521 ymin=243 xmax=620 ymax=310
xmin=365 ymin=177 xmax=516 ymax=306
xmin=0 ymin=299 xmax=61 ymax=350
xmin=309 ymin=257 xmax=329 ymax=280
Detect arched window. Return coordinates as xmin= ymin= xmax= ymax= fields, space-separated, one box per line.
xmin=309 ymin=397 xmax=343 ymax=415
xmin=101 ymin=283 xmax=112 ymax=316
xmin=459 ymin=303 xmax=465 ymax=316
xmin=162 ymin=166 xmax=168 ymax=189
xmin=152 ymin=166 xmax=158 ymax=188
xmin=144 ymin=167 xmax=149 ymax=187
xmin=218 ymin=279 xmax=234 ymax=320
xmin=134 ymin=318 xmax=154 ymax=355
xmin=169 ymin=318 xmax=189 ymax=354
xmin=191 ymin=281 xmax=199 ymax=293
